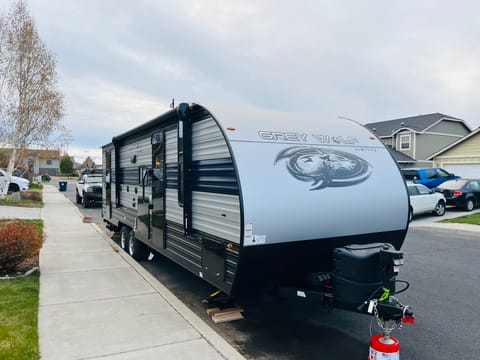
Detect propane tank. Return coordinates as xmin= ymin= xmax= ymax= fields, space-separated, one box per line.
xmin=368 ymin=334 xmax=399 ymax=360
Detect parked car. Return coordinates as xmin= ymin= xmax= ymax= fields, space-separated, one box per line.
xmin=402 ymin=168 xmax=459 ymax=189
xmin=76 ymin=173 xmax=102 ymax=208
xmin=407 ymin=183 xmax=446 ymax=221
xmin=0 ymin=168 xmax=30 ymax=192
xmin=435 ymin=179 xmax=480 ymax=211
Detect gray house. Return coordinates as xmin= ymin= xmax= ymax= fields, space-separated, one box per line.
xmin=0 ymin=148 xmax=61 ymax=176
xmin=365 ymin=113 xmax=472 ymax=167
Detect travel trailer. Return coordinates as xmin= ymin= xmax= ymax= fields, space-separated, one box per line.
xmin=102 ymin=103 xmax=413 ymax=321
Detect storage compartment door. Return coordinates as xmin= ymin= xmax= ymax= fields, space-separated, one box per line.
xmin=202 ymin=238 xmax=225 ymax=285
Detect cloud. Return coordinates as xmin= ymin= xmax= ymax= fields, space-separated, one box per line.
xmin=58 ymin=74 xmax=171 ymax=146
xmin=2 ymin=0 xmax=480 ymax=167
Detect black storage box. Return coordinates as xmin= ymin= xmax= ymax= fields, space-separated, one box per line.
xmin=333 ymin=243 xmax=396 ymax=306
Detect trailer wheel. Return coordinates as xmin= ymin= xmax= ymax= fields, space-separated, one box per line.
xmin=127 ymin=231 xmax=149 ymax=261
xmin=119 ymin=226 xmax=130 ymax=251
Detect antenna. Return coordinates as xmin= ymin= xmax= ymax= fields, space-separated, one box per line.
xmin=337 ymin=116 xmax=356 ymax=121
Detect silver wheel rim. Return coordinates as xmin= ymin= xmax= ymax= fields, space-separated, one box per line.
xmin=436 ymin=203 xmax=445 ymax=215
xmin=468 ymin=200 xmax=473 ymax=211
xmin=128 ymin=234 xmax=134 ymax=256
xmin=120 ymin=231 xmax=127 ymax=249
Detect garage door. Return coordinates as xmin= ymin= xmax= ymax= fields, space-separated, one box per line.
xmin=443 ymin=163 xmax=480 ymax=178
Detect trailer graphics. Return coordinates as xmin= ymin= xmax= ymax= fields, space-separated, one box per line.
xmin=274 ymin=146 xmax=372 ymax=190
xmin=102 ymin=103 xmax=414 ymax=326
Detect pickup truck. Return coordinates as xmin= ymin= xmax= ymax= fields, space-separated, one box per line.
xmin=402 ymin=167 xmax=460 ymax=189
xmin=76 ymin=173 xmax=102 ymax=208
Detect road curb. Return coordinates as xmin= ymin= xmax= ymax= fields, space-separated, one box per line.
xmin=409 ymin=222 xmax=480 ymax=234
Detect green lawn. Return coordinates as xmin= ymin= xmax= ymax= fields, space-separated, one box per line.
xmin=0 ymin=193 xmax=43 ymax=208
xmin=441 ymin=212 xmax=480 ymax=225
xmin=0 ymin=271 xmax=40 ymax=360
xmin=0 ymin=219 xmax=42 ymax=359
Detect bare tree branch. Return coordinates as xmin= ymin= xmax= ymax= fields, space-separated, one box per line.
xmin=0 ymin=0 xmax=68 ymax=198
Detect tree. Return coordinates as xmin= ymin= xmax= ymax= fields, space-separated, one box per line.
xmin=60 ymin=154 xmax=74 ymax=175
xmin=0 ymin=1 xmax=68 ymax=197
xmin=81 ymin=156 xmax=95 ymax=170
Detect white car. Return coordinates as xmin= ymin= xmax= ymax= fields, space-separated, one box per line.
xmin=407 ymin=183 xmax=446 ymax=221
xmin=0 ymin=168 xmax=30 ymax=192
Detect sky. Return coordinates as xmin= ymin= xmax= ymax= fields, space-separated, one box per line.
xmin=2 ymin=0 xmax=480 ymax=165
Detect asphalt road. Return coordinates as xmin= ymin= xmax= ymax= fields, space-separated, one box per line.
xmin=58 ymin=179 xmax=480 ymax=359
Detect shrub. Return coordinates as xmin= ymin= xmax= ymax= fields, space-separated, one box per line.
xmin=20 ymin=190 xmax=42 ymax=202
xmin=29 ymin=183 xmax=43 ymax=190
xmin=0 ymin=221 xmax=44 ymax=275
xmin=41 ymin=174 xmax=51 ymax=182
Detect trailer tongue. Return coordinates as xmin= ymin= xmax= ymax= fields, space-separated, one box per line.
xmin=278 ymin=242 xmax=414 ymax=325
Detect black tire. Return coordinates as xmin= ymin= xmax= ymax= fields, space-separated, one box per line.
xmin=127 ymin=231 xmax=149 ymax=261
xmin=119 ymin=226 xmax=130 ymax=251
xmin=408 ymin=207 xmax=413 ymax=222
xmin=8 ymin=183 xmax=19 ymax=192
xmin=76 ymin=190 xmax=82 ymax=204
xmin=433 ymin=201 xmax=446 ymax=216
xmin=465 ymin=198 xmax=475 ymax=211
xmin=82 ymin=193 xmax=90 ymax=208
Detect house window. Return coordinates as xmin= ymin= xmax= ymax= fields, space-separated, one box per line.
xmin=399 ymin=134 xmax=411 ymax=150
xmin=46 ymin=159 xmax=52 ymax=165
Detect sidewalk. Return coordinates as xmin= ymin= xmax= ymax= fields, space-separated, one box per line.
xmin=409 ymin=207 xmax=480 ymax=233
xmin=1 ymin=185 xmax=245 ymax=360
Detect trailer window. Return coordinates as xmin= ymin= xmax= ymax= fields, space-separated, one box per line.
xmin=152 ymin=132 xmax=164 ymax=198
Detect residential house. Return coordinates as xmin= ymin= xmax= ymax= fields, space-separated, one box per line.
xmin=0 ymin=148 xmax=61 ymax=176
xmin=386 ymin=146 xmax=417 ymax=167
xmin=427 ymin=127 xmax=480 ymax=178
xmin=365 ymin=113 xmax=472 ymax=168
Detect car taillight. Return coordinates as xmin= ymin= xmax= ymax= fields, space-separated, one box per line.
xmin=453 ymin=190 xmax=462 ymax=196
